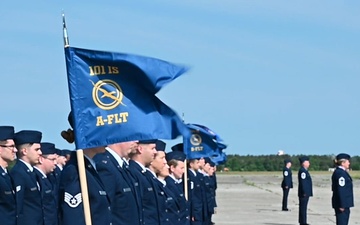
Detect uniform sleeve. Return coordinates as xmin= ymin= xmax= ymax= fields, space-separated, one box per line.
xmin=95 ymin=159 xmax=117 ymax=200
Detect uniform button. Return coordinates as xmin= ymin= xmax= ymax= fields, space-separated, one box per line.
xmin=165 ymin=209 xmax=168 ymax=212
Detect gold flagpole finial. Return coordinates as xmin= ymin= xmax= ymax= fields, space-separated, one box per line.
xmin=62 ymin=11 xmax=70 ymax=48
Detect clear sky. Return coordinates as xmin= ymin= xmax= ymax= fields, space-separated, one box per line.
xmin=1 ymin=1 xmax=360 ymax=156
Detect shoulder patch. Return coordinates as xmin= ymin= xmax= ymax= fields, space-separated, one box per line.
xmin=284 ymin=171 xmax=288 ymax=176
xmin=339 ymin=177 xmax=345 ymax=187
xmin=64 ymin=192 xmax=82 ymax=208
xmin=301 ymin=172 xmax=306 ymax=179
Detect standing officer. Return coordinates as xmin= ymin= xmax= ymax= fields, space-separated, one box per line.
xmin=332 ymin=153 xmax=354 ymax=225
xmin=11 ymin=130 xmax=43 ymax=225
xmin=165 ymin=151 xmax=190 ymax=225
xmin=128 ymin=139 xmax=159 ymax=225
xmin=58 ymin=112 xmax=112 ymax=225
xmin=94 ymin=141 xmax=141 ymax=225
xmin=0 ymin=126 xmax=17 ymax=225
xmin=298 ymin=156 xmax=312 ymax=225
xmin=34 ymin=142 xmax=58 ymax=225
xmin=187 ymin=158 xmax=203 ymax=225
xmin=281 ymin=158 xmax=293 ymax=211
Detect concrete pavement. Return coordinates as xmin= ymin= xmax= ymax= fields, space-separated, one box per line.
xmin=212 ymin=172 xmax=360 ymax=225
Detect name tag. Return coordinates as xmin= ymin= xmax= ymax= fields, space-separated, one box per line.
xmin=123 ymin=188 xmax=131 ymax=192
xmin=4 ymin=191 xmax=12 ymax=195
xmin=147 ymin=187 xmax=153 ymax=191
xmin=167 ymin=197 xmax=173 ymax=201
xmin=30 ymin=187 xmax=37 ymax=191
xmin=99 ymin=191 xmax=107 ymax=195
xmin=45 ymin=190 xmax=52 ymax=194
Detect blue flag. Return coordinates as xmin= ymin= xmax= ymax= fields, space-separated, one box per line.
xmin=183 ymin=123 xmax=227 ymax=160
xmin=65 ymin=47 xmax=189 ymax=149
xmin=211 ymin=150 xmax=227 ymax=165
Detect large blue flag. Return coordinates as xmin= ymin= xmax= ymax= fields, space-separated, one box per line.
xmin=65 ymin=47 xmax=189 ymax=149
xmin=183 ymin=123 xmax=227 ymax=160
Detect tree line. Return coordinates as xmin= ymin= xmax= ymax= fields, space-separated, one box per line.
xmin=219 ymin=154 xmax=360 ymax=171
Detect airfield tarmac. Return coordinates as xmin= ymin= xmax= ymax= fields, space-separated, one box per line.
xmin=212 ymin=172 xmax=360 ymax=225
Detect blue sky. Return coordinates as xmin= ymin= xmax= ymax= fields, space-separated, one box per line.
xmin=1 ymin=1 xmax=360 ymax=156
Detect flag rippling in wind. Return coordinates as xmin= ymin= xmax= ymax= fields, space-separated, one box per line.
xmin=183 ymin=123 xmax=227 ymax=163
xmin=65 ymin=47 xmax=190 ymax=149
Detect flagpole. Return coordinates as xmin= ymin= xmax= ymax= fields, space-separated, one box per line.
xmin=62 ymin=12 xmax=69 ymax=48
xmin=62 ymin=12 xmax=92 ymax=225
xmin=182 ymin=112 xmax=189 ymax=200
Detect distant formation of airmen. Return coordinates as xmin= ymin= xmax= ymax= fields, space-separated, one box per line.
xmin=281 ymin=154 xmax=354 ymax=225
xmin=0 ymin=125 xmax=218 ymax=225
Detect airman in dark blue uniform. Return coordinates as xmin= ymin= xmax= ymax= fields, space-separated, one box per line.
xmin=146 ymin=140 xmax=178 ymax=225
xmin=58 ymin=114 xmax=112 ymax=225
xmin=128 ymin=139 xmax=160 ymax=225
xmin=34 ymin=142 xmax=58 ymax=225
xmin=0 ymin=126 xmax=17 ymax=225
xmin=187 ymin=158 xmax=203 ymax=225
xmin=331 ymin=153 xmax=354 ymax=225
xmin=281 ymin=158 xmax=293 ymax=211
xmin=197 ymin=157 xmax=209 ymax=225
xmin=58 ymin=150 xmax=112 ymax=225
xmin=298 ymin=156 xmax=312 ymax=225
xmin=166 ymin=151 xmax=190 ymax=225
xmin=204 ymin=159 xmax=216 ymax=225
xmin=11 ymin=130 xmax=43 ymax=225
xmin=94 ymin=143 xmax=141 ymax=225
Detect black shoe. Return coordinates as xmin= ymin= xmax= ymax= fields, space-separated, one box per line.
xmin=282 ymin=208 xmax=289 ymax=211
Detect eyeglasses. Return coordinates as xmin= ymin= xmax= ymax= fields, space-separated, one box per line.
xmin=43 ymin=156 xmax=57 ymax=161
xmin=0 ymin=145 xmax=15 ymax=150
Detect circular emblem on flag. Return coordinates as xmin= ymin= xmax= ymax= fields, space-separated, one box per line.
xmin=284 ymin=171 xmax=288 ymax=176
xmin=190 ymin=133 xmax=202 ymax=146
xmin=339 ymin=177 xmax=345 ymax=187
xmin=301 ymin=172 xmax=306 ymax=179
xmin=91 ymin=79 xmax=125 ymax=110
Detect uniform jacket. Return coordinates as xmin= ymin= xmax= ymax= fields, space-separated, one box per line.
xmin=165 ymin=176 xmax=190 ymax=225
xmin=187 ymin=169 xmax=203 ymax=222
xmin=94 ymin=151 xmax=141 ymax=225
xmin=0 ymin=167 xmax=16 ymax=225
xmin=58 ymin=152 xmax=112 ymax=225
xmin=281 ymin=167 xmax=293 ymax=189
xmin=331 ymin=166 xmax=354 ymax=209
xmin=209 ymin=175 xmax=217 ymax=208
xmin=297 ymin=167 xmax=313 ymax=197
xmin=129 ymin=160 xmax=160 ymax=225
xmin=197 ymin=171 xmax=209 ymax=221
xmin=48 ymin=165 xmax=62 ymax=205
xmin=34 ymin=168 xmax=58 ymax=225
xmin=203 ymin=175 xmax=215 ymax=214
xmin=10 ymin=160 xmax=43 ymax=225
xmin=149 ymin=175 xmax=179 ymax=225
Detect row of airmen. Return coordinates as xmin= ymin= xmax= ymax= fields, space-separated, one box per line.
xmin=0 ymin=125 xmax=217 ymax=225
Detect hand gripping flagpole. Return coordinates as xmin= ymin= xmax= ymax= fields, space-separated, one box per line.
xmin=182 ymin=112 xmax=189 ymax=201
xmin=62 ymin=12 xmax=92 ymax=225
